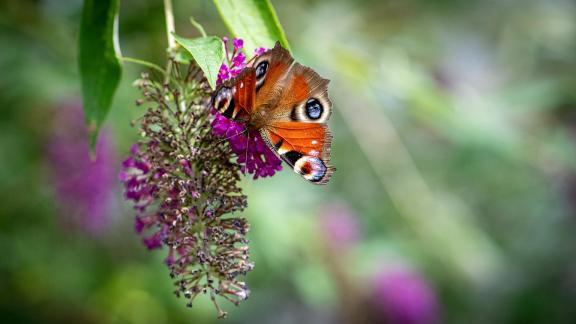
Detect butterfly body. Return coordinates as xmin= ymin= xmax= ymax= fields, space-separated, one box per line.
xmin=213 ymin=42 xmax=335 ymax=184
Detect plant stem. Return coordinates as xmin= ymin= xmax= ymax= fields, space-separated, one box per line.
xmin=164 ymin=0 xmax=176 ymax=50
xmin=122 ymin=56 xmax=166 ymax=74
xmin=163 ymin=0 xmax=176 ymax=85
xmin=190 ymin=17 xmax=207 ymax=37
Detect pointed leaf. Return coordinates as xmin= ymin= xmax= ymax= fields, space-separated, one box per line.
xmin=79 ymin=0 xmax=122 ymax=151
xmin=174 ymin=34 xmax=224 ymax=90
xmin=212 ymin=0 xmax=290 ymax=54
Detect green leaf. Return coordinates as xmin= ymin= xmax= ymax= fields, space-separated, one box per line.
xmin=79 ymin=0 xmax=122 ymax=152
xmin=212 ymin=0 xmax=290 ymax=54
xmin=173 ymin=34 xmax=224 ymax=90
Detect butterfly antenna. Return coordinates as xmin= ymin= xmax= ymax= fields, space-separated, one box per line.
xmin=246 ymin=55 xmax=258 ymax=66
xmin=244 ymin=131 xmax=250 ymax=175
xmin=214 ymin=128 xmax=248 ymax=146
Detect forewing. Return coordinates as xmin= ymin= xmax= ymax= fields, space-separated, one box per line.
xmin=249 ymin=42 xmax=294 ymax=110
xmin=213 ymin=67 xmax=257 ymax=120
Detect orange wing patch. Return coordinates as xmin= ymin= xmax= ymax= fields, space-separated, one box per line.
xmin=268 ymin=122 xmax=331 ymax=162
xmin=232 ymin=68 xmax=257 ymax=116
xmin=260 ymin=123 xmax=335 ymax=185
xmin=284 ymin=74 xmax=311 ymax=104
xmin=250 ymin=43 xmax=294 ymax=109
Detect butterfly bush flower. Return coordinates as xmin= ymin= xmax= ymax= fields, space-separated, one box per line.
xmin=121 ymin=61 xmax=252 ymax=318
xmin=371 ymin=268 xmax=440 ymax=324
xmin=46 ymin=102 xmax=117 ymax=235
xmin=212 ymin=37 xmax=282 ymax=179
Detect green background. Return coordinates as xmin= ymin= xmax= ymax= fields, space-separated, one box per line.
xmin=1 ymin=0 xmax=576 ymax=323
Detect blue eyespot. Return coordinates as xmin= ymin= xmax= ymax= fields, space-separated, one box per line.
xmin=305 ymin=98 xmax=323 ymax=120
xmin=256 ymin=61 xmax=268 ymax=79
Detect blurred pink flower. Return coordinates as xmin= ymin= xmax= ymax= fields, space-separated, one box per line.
xmin=371 ymin=268 xmax=440 ymax=324
xmin=317 ymin=203 xmax=360 ymax=251
xmin=46 ymin=102 xmax=117 ymax=235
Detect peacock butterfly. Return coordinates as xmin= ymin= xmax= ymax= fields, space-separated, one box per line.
xmin=213 ymin=42 xmax=335 ymax=184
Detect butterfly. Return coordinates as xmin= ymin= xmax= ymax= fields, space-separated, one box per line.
xmin=212 ymin=42 xmax=335 ymax=184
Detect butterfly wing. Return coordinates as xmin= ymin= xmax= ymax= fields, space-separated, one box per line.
xmin=255 ymin=44 xmax=335 ymax=184
xmin=261 ymin=122 xmax=334 ymax=184
xmin=214 ymin=42 xmax=293 ymax=121
xmin=213 ymin=67 xmax=257 ymax=121
xmin=248 ymin=42 xmax=294 ymax=111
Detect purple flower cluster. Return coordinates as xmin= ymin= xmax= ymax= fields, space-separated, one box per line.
xmin=121 ymin=64 xmax=252 ymax=318
xmin=216 ymin=37 xmax=248 ymax=84
xmin=119 ymin=143 xmax=161 ymax=247
xmin=46 ymin=102 xmax=117 ymax=235
xmin=212 ymin=113 xmax=282 ymax=178
xmin=212 ymin=37 xmax=282 ymax=179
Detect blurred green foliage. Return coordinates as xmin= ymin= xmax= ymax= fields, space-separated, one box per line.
xmin=1 ymin=0 xmax=576 ymax=323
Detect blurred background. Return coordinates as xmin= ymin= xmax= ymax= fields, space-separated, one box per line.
xmin=1 ymin=0 xmax=576 ymax=323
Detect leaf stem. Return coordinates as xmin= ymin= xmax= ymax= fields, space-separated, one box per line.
xmin=164 ymin=0 xmax=176 ymax=50
xmin=190 ymin=17 xmax=207 ymax=37
xmin=121 ymin=56 xmax=166 ymax=74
